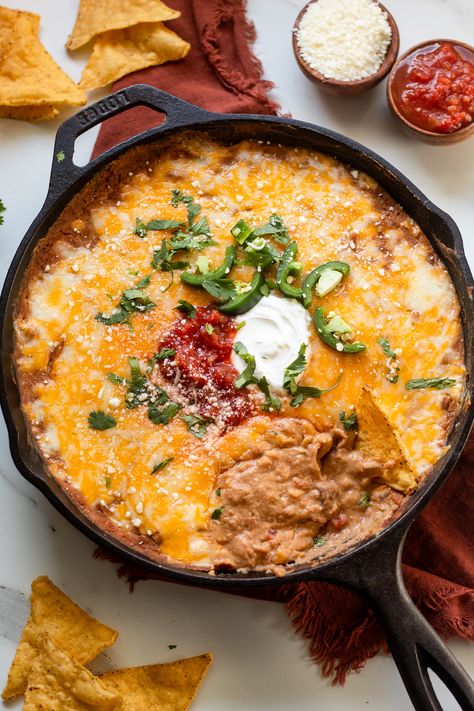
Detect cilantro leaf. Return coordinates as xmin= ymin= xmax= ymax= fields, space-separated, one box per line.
xmin=201 ymin=278 xmax=236 ymax=302
xmin=148 ymin=401 xmax=182 ymax=425
xmin=283 ymin=345 xmax=342 ymax=406
xmin=148 ymin=348 xmax=176 ymax=367
xmin=120 ymin=289 xmax=155 ymax=313
xmin=406 ymin=377 xmax=456 ymax=390
xmin=169 ymin=227 xmax=215 ymax=253
xmin=289 ymin=386 xmax=323 ymax=407
xmin=152 ymin=457 xmax=174 ymax=473
xmin=289 ymin=375 xmax=343 ymax=407
xmin=339 ymin=411 xmax=358 ymax=431
xmin=134 ymin=217 xmax=148 ymax=238
xmin=134 ymin=217 xmax=184 ymax=238
xmin=107 ymin=372 xmax=126 ymax=385
xmin=283 ymin=343 xmax=308 ymax=394
xmin=152 ymin=239 xmax=189 ymax=273
xmin=56 ymin=150 xmax=65 ymax=163
xmin=124 ymin=357 xmax=148 ymax=409
xmin=96 ymin=311 xmax=130 ymax=326
xmin=181 ymin=413 xmax=213 ymax=438
xmin=314 ymin=535 xmax=326 ymax=547
xmin=171 ymin=189 xmax=201 ymax=225
xmin=378 ymin=337 xmax=399 ymax=383
xmin=169 ymin=190 xmax=215 ymax=251
xmin=175 ymin=300 xmax=196 ymax=318
xmin=96 ymin=285 xmax=155 ymax=327
xmin=255 ymin=376 xmax=281 ymax=412
xmin=136 ymin=273 xmax=153 ymax=289
xmin=88 ymin=410 xmax=117 ymax=430
xmin=233 ymin=342 xmax=256 ymax=388
xmin=252 ymin=214 xmax=290 ymax=244
xmin=118 ymin=357 xmax=168 ymax=410
xmin=107 ymin=357 xmax=177 ymax=419
xmin=358 ymin=492 xmax=371 ymax=509
xmin=378 ymin=336 xmax=397 ymax=359
xmin=147 ymin=219 xmax=184 ymax=231
xmin=211 ymin=507 xmax=223 ymax=520
xmin=232 ymin=344 xmax=281 ymax=411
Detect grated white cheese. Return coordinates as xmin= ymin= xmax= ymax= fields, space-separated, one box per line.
xmin=297 ymin=0 xmax=392 ymax=81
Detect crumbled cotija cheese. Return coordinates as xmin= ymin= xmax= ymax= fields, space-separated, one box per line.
xmin=297 ymin=0 xmax=392 ymax=81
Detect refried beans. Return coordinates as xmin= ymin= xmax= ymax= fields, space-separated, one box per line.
xmin=207 ymin=417 xmax=402 ymax=573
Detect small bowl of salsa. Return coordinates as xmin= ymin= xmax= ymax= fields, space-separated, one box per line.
xmin=387 ymin=39 xmax=474 ymax=144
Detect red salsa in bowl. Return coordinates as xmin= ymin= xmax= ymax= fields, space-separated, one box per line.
xmin=388 ymin=40 xmax=474 ymax=142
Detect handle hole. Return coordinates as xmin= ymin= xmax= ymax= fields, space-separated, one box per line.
xmin=72 ymin=106 xmax=167 ymax=166
xmin=428 ymin=668 xmax=464 ymax=710
xmin=73 ymin=124 xmax=101 ymax=167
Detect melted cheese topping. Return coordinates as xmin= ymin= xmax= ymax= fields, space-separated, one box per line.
xmin=15 ymin=137 xmax=465 ymax=566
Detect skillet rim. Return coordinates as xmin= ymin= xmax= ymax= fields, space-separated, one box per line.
xmin=1 ymin=91 xmax=473 ymax=588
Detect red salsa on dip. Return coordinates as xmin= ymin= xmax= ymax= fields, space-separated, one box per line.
xmin=391 ymin=41 xmax=474 ymax=134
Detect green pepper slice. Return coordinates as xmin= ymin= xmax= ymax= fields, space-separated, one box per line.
xmin=219 ymin=272 xmax=264 ymax=315
xmin=231 ymin=219 xmax=253 ymax=245
xmin=276 ymin=241 xmax=303 ymax=300
xmin=302 ymin=261 xmax=350 ymax=307
xmin=181 ymin=245 xmax=235 ymax=286
xmin=314 ymin=306 xmax=366 ymax=353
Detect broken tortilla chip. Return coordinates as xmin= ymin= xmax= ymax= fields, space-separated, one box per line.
xmin=79 ymin=22 xmax=190 ymax=90
xmin=0 ymin=7 xmax=86 ymax=109
xmin=23 ymin=632 xmax=122 ymax=711
xmin=2 ymin=576 xmax=118 ymax=701
xmin=100 ymin=653 xmax=213 ymax=711
xmin=356 ymin=387 xmax=417 ymax=493
xmin=67 ymin=0 xmax=180 ymax=51
xmin=0 ymin=104 xmax=60 ymax=121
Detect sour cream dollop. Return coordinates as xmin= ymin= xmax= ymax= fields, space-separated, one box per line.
xmin=232 ymin=294 xmax=311 ymax=389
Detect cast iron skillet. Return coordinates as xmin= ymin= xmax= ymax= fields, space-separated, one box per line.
xmin=1 ymin=85 xmax=473 ymax=710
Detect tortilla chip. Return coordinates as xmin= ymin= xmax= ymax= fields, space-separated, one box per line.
xmin=2 ymin=576 xmax=118 ymax=701
xmin=100 ymin=653 xmax=213 ymax=711
xmin=67 ymin=0 xmax=181 ymax=51
xmin=0 ymin=6 xmax=39 ymax=47
xmin=0 ymin=104 xmax=60 ymax=121
xmin=79 ymin=23 xmax=190 ymax=90
xmin=23 ymin=632 xmax=122 ymax=710
xmin=356 ymin=387 xmax=417 ymax=493
xmin=0 ymin=7 xmax=86 ymax=108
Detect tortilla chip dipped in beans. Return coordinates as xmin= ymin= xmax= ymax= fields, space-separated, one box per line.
xmin=2 ymin=576 xmax=118 ymax=701
xmin=356 ymin=387 xmax=417 ymax=493
xmin=80 ymin=23 xmax=190 ymax=90
xmin=100 ymin=654 xmax=213 ymax=711
xmin=0 ymin=7 xmax=86 ymax=119
xmin=23 ymin=632 xmax=122 ymax=711
xmin=67 ymin=0 xmax=180 ymax=50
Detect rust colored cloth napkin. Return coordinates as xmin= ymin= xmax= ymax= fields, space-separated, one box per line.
xmin=91 ymin=0 xmax=474 ymax=683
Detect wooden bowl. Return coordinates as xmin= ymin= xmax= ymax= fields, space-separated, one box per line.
xmin=387 ymin=39 xmax=474 ymax=145
xmin=292 ymin=0 xmax=399 ymax=96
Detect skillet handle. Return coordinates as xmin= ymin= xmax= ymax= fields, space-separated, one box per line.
xmin=47 ymin=85 xmax=211 ymax=202
xmin=335 ymin=527 xmax=474 ymax=710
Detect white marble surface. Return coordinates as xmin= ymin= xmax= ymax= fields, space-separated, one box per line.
xmin=0 ymin=1 xmax=473 ymax=709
